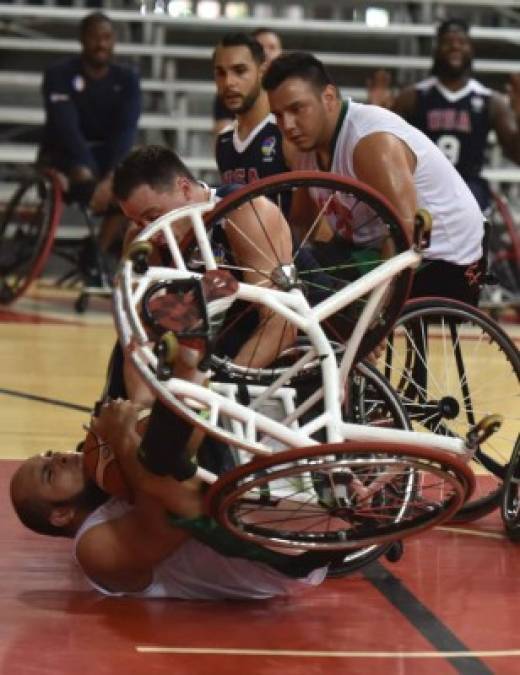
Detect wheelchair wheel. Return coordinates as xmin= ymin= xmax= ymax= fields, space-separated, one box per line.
xmin=501 ymin=435 xmax=520 ymax=540
xmin=0 ymin=170 xmax=62 ymax=304
xmin=189 ymin=171 xmax=411 ymax=380
xmin=382 ymin=297 xmax=520 ymax=521
xmin=480 ymin=191 xmax=520 ymax=314
xmin=206 ymin=441 xmax=473 ymax=551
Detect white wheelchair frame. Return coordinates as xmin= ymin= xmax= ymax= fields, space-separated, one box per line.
xmin=113 ymin=199 xmax=474 ymax=489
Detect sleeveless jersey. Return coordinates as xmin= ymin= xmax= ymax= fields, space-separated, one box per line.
xmin=293 ymin=100 xmax=484 ymax=265
xmin=411 ymin=77 xmax=492 ymax=181
xmin=74 ymin=498 xmax=326 ymax=599
xmin=216 ymin=113 xmax=288 ymax=185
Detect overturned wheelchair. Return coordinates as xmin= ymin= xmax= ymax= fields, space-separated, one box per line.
xmin=112 ymin=172 xmax=508 ymax=574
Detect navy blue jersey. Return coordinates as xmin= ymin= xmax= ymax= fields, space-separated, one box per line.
xmin=216 ymin=114 xmax=288 ymax=186
xmin=216 ymin=114 xmax=290 ymax=214
xmin=410 ymin=77 xmax=492 ymax=181
xmin=41 ymin=56 xmax=141 ymax=176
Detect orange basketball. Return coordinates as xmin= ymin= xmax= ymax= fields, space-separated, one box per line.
xmin=82 ymin=414 xmax=150 ymax=501
xmin=82 ymin=429 xmax=132 ymax=500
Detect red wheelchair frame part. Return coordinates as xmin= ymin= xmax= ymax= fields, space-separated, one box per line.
xmin=490 ymin=190 xmax=520 ymax=268
xmin=204 ymin=441 xmax=476 ymax=548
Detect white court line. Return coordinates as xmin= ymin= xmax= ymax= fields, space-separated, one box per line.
xmin=136 ymin=646 xmax=520 ymax=659
xmin=437 ymin=526 xmax=506 ymax=540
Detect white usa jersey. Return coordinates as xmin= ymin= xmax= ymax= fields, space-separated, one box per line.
xmin=294 ymin=100 xmax=484 ymax=265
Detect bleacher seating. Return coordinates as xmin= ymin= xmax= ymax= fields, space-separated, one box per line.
xmin=1 ymin=2 xmax=520 ymax=186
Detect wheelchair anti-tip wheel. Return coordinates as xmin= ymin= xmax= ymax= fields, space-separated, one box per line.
xmin=0 ymin=169 xmax=62 ymax=304
xmin=205 ymin=441 xmax=474 ymax=551
xmin=382 ymin=297 xmax=520 ymax=522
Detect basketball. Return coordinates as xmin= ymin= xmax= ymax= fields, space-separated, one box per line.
xmin=82 ymin=429 xmax=132 ymax=501
xmin=82 ymin=413 xmax=150 ymax=500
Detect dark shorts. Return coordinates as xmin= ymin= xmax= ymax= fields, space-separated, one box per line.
xmin=410 ymin=258 xmax=483 ymax=307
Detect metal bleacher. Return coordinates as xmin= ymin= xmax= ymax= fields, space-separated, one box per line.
xmin=1 ymin=1 xmax=520 ymax=190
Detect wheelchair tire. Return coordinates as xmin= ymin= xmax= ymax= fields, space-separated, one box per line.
xmin=206 ymin=441 xmax=473 ymax=551
xmin=381 ymin=297 xmax=520 ymax=522
xmin=190 ymin=171 xmax=412 ymax=380
xmin=0 ymin=170 xmax=62 ymax=304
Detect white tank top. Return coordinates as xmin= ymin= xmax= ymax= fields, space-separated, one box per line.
xmin=294 ymin=100 xmax=484 ymax=265
xmin=74 ymin=499 xmax=327 ymax=600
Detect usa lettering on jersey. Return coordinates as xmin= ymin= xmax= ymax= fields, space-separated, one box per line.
xmin=427 ymin=109 xmax=471 ymax=133
xmin=222 ymin=167 xmax=260 ymax=185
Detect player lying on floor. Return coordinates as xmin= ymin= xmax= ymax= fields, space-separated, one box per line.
xmin=10 ymin=268 xmax=341 ymax=599
xmin=10 ymin=390 xmax=338 ymax=600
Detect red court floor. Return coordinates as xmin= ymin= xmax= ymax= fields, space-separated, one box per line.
xmin=1 ymin=459 xmax=519 ymax=675
xmin=1 ymin=287 xmax=520 ymax=674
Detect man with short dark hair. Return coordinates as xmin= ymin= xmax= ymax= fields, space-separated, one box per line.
xmin=113 ymin=144 xmax=295 ymax=371
xmin=213 ymin=32 xmax=290 ymax=192
xmin=212 ymin=28 xmax=283 ymax=135
xmin=367 ymin=19 xmax=520 ymax=212
xmin=264 ymin=52 xmax=486 ymax=305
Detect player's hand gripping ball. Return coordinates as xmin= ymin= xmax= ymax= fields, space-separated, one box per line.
xmin=82 ymin=428 xmax=132 ymax=500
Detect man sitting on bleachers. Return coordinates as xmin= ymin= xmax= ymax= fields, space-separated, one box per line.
xmin=38 ymin=11 xmax=141 ymax=284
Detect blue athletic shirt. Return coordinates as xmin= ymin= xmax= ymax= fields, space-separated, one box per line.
xmin=41 ymin=56 xmax=141 ymax=176
xmin=216 ymin=113 xmax=288 ymax=185
xmin=411 ymin=77 xmax=492 ymax=182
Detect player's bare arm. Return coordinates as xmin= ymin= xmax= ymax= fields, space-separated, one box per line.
xmin=353 ymin=132 xmax=417 ymax=240
xmin=76 ymin=493 xmax=190 ymax=593
xmin=224 ymin=196 xmax=297 ymax=367
xmin=90 ymin=399 xmax=204 ymax=516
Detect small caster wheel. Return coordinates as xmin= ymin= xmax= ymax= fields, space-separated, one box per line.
xmin=385 ymin=540 xmax=404 ymax=563
xmin=415 ymin=208 xmax=432 ymax=233
xmin=155 ymin=331 xmax=178 ymax=380
xmin=75 ymin=293 xmax=88 ymax=313
xmin=127 ymin=241 xmax=153 ymax=275
xmin=501 ymin=435 xmax=520 ymax=540
xmin=467 ymin=413 xmax=503 ymax=447
xmin=156 ymin=331 xmax=179 ymax=364
xmin=414 ymin=208 xmax=433 ymax=249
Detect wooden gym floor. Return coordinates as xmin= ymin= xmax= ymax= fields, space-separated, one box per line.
xmin=1 ymin=282 xmax=520 ymax=675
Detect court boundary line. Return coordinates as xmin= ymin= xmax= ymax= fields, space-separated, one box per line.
xmin=135 ymin=646 xmax=520 ymax=659
xmin=0 ymin=387 xmax=91 ymax=413
xmin=438 ymin=525 xmax=506 ymax=540
xmin=363 ymin=562 xmax=493 ymax=674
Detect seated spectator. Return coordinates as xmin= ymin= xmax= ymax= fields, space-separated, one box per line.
xmin=39 ymin=11 xmax=142 ymax=283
